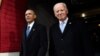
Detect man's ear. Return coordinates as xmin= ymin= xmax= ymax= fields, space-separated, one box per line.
xmin=66 ymin=9 xmax=68 ymax=14
xmin=34 ymin=15 xmax=37 ymax=19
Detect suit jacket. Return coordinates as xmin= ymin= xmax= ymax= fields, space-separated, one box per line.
xmin=20 ymin=22 xmax=48 ymax=56
xmin=49 ymin=17 xmax=94 ymax=56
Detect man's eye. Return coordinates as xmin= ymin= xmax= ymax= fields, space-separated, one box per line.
xmin=56 ymin=11 xmax=59 ymax=13
xmin=29 ymin=13 xmax=31 ymax=15
xmin=61 ymin=10 xmax=63 ymax=11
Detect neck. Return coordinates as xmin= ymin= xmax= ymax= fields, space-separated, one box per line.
xmin=27 ymin=21 xmax=35 ymax=25
xmin=59 ymin=18 xmax=68 ymax=22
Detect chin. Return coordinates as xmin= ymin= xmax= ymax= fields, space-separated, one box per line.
xmin=26 ymin=21 xmax=30 ymax=23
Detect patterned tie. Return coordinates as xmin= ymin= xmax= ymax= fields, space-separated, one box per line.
xmin=26 ymin=26 xmax=30 ymax=37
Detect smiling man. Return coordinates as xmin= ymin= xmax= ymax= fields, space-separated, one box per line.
xmin=49 ymin=2 xmax=94 ymax=56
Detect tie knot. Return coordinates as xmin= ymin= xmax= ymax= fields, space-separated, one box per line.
xmin=61 ymin=21 xmax=65 ymax=25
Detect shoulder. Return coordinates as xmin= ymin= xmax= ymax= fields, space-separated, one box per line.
xmin=35 ymin=22 xmax=47 ymax=30
xmin=73 ymin=19 xmax=88 ymax=32
xmin=50 ymin=22 xmax=58 ymax=28
xmin=68 ymin=16 xmax=87 ymax=30
xmin=49 ymin=22 xmax=58 ymax=32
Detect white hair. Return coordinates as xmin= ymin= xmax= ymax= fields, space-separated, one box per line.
xmin=53 ymin=2 xmax=67 ymax=10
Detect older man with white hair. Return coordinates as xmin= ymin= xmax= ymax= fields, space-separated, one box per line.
xmin=49 ymin=2 xmax=94 ymax=56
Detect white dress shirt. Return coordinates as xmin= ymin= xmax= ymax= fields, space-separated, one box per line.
xmin=27 ymin=21 xmax=35 ymax=31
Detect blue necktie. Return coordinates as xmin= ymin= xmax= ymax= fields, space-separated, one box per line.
xmin=60 ymin=22 xmax=65 ymax=33
xmin=26 ymin=26 xmax=30 ymax=37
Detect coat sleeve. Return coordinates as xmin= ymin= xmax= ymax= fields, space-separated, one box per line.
xmin=20 ymin=40 xmax=24 ymax=56
xmin=49 ymin=26 xmax=55 ymax=56
xmin=37 ymin=26 xmax=48 ymax=56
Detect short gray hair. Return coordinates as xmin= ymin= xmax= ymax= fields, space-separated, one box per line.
xmin=53 ymin=2 xmax=67 ymax=10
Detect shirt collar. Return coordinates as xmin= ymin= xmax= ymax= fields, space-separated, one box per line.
xmin=27 ymin=21 xmax=35 ymax=28
xmin=59 ymin=17 xmax=68 ymax=25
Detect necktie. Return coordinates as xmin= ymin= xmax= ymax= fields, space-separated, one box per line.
xmin=26 ymin=26 xmax=30 ymax=37
xmin=60 ymin=22 xmax=65 ymax=33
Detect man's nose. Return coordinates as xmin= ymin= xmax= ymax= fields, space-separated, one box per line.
xmin=26 ymin=15 xmax=29 ymax=17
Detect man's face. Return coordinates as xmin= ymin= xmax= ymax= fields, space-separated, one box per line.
xmin=53 ymin=4 xmax=68 ymax=21
xmin=25 ymin=10 xmax=36 ymax=23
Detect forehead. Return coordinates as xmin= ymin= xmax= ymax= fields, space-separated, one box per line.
xmin=54 ymin=3 xmax=65 ymax=10
xmin=25 ymin=10 xmax=34 ymax=14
